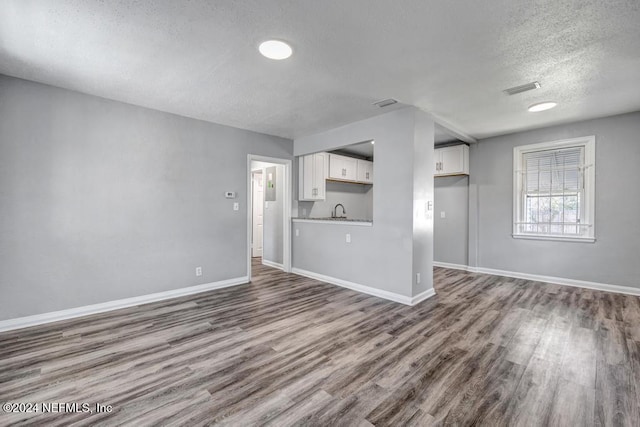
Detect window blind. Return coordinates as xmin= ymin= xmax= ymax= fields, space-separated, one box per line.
xmin=523 ymin=146 xmax=583 ymax=194
xmin=519 ymin=146 xmax=585 ymax=236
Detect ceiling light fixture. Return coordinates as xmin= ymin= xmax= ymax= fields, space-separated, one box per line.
xmin=258 ymin=40 xmax=292 ymax=60
xmin=371 ymin=140 xmax=375 ymax=144
xmin=528 ymin=101 xmax=557 ymax=112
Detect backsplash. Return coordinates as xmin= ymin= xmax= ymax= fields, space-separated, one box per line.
xmin=298 ymin=181 xmax=373 ymax=220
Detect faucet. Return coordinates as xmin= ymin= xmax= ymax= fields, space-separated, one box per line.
xmin=333 ymin=204 xmax=347 ymax=218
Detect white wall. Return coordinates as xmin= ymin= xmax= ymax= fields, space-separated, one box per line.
xmin=0 ymin=74 xmax=293 ymax=321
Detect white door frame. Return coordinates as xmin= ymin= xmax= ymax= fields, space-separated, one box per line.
xmin=251 ymin=170 xmax=264 ymax=258
xmin=247 ymin=155 xmax=292 ymax=281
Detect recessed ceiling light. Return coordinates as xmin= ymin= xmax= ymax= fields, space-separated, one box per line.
xmin=259 ymin=40 xmax=292 ymax=60
xmin=371 ymin=140 xmax=375 ymax=145
xmin=528 ymin=101 xmax=557 ymax=112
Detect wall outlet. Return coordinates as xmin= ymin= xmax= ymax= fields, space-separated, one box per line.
xmin=346 ymin=233 xmax=351 ymax=243
xmin=195 ymin=266 xmax=202 ymax=277
xmin=295 ymin=229 xmax=299 ymax=237
xmin=416 ymin=272 xmax=421 ymax=284
xmin=233 ymin=202 xmax=239 ymax=211
xmin=440 ymin=211 xmax=446 ymax=219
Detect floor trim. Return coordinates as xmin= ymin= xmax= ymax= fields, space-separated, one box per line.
xmin=436 ymin=263 xmax=640 ymax=297
xmin=433 ymin=261 xmax=470 ymax=271
xmin=292 ymin=268 xmax=435 ymax=306
xmin=262 ymin=259 xmax=285 ymax=271
xmin=411 ymin=288 xmax=437 ymax=305
xmin=0 ymin=276 xmax=249 ymax=333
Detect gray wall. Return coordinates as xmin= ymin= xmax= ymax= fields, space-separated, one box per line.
xmin=411 ymin=112 xmax=435 ymax=295
xmin=299 ymin=181 xmax=373 ymax=220
xmin=263 ymin=165 xmax=284 ymax=264
xmin=0 ymin=74 xmax=293 ymax=320
xmin=293 ymin=108 xmax=434 ymax=298
xmin=470 ymin=111 xmax=640 ymax=289
xmin=434 ymin=176 xmax=469 ymax=266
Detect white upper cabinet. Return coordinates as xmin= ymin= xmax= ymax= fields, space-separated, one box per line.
xmin=356 ymin=159 xmax=374 ymax=184
xmin=328 ymin=154 xmax=358 ymax=182
xmin=435 ymin=145 xmax=469 ymax=176
xmin=299 ymin=152 xmax=327 ymax=201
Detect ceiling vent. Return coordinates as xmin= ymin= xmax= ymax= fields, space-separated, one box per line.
xmin=503 ymin=81 xmax=541 ymax=96
xmin=373 ymin=98 xmax=398 ymax=108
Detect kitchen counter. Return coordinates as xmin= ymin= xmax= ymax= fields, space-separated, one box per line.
xmin=292 ymin=217 xmax=373 ymax=226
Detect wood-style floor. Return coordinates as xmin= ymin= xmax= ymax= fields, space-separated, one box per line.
xmin=1 ymin=259 xmax=639 ymax=426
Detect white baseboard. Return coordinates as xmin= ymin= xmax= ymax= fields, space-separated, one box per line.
xmin=436 ymin=264 xmax=640 ymax=297
xmin=291 ymin=268 xmax=435 ymax=306
xmin=433 ymin=261 xmax=470 ymax=271
xmin=262 ymin=259 xmax=284 ymax=271
xmin=411 ymin=288 xmax=437 ymax=305
xmin=0 ymin=276 xmax=249 ymax=333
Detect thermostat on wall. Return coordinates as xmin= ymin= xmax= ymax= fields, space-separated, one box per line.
xmin=225 ymin=191 xmax=236 ymax=199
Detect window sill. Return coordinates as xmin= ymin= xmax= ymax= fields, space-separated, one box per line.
xmin=512 ymin=234 xmax=596 ymax=243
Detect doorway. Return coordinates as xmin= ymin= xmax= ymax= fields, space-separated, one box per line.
xmin=247 ymin=155 xmax=292 ymax=281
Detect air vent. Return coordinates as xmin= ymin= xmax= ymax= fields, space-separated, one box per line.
xmin=373 ymin=98 xmax=398 ymax=108
xmin=503 ymin=81 xmax=541 ymax=96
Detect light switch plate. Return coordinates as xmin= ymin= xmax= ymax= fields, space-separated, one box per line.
xmin=346 ymin=233 xmax=351 ymax=243
xmin=441 ymin=211 xmax=446 ymax=218
xmin=233 ymin=202 xmax=239 ymax=211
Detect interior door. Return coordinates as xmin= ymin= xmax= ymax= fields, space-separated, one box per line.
xmin=252 ymin=171 xmax=264 ymax=257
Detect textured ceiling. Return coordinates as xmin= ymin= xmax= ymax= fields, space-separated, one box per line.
xmin=1 ymin=0 xmax=639 ymax=140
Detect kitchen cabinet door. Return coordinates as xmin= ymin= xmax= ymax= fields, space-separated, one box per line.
xmin=435 ymin=145 xmax=469 ymax=176
xmin=328 ymin=154 xmax=344 ymax=180
xmin=357 ymin=159 xmax=374 ymax=183
xmin=329 ymin=154 xmax=357 ymax=181
xmin=299 ymin=153 xmax=326 ymax=200
xmin=313 ymin=152 xmax=326 ymax=199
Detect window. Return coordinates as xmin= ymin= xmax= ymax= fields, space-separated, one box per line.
xmin=513 ymin=136 xmax=595 ymax=242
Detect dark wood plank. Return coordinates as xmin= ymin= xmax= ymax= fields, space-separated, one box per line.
xmin=0 ymin=259 xmax=638 ymax=425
